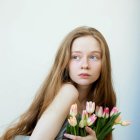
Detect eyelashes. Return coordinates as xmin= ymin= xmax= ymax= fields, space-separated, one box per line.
xmin=71 ymin=55 xmax=80 ymax=60
xmin=71 ymin=55 xmax=100 ymax=61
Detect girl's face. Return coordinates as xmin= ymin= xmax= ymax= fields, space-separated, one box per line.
xmin=69 ymin=35 xmax=102 ymax=86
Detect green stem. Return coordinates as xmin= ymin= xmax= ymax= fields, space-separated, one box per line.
xmin=96 ymin=118 xmax=99 ymax=134
xmin=74 ymin=127 xmax=76 ymax=136
xmin=84 ymin=127 xmax=86 ymax=136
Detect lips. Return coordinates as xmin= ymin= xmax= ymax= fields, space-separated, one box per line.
xmin=79 ymin=73 xmax=90 ymax=76
xmin=79 ymin=73 xmax=90 ymax=78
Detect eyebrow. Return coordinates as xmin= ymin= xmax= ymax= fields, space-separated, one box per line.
xmin=72 ymin=51 xmax=101 ymax=54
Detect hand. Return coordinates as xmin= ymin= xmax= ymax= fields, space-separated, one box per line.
xmin=64 ymin=126 xmax=97 ymax=140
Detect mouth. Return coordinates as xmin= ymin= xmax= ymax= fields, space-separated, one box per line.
xmin=79 ymin=73 xmax=90 ymax=78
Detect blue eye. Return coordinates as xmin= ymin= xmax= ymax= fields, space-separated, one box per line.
xmin=90 ymin=56 xmax=98 ymax=61
xmin=71 ymin=55 xmax=80 ymax=60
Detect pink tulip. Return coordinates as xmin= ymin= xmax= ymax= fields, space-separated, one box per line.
xmin=96 ymin=106 xmax=103 ymax=117
xmin=68 ymin=116 xmax=77 ymax=127
xmin=81 ymin=110 xmax=88 ymax=120
xmin=86 ymin=101 xmax=95 ymax=114
xmin=110 ymin=107 xmax=119 ymax=117
xmin=87 ymin=114 xmax=97 ymax=126
xmin=121 ymin=121 xmax=131 ymax=126
xmin=70 ymin=103 xmax=77 ymax=117
xmin=79 ymin=110 xmax=88 ymax=127
xmin=103 ymin=107 xmax=109 ymax=118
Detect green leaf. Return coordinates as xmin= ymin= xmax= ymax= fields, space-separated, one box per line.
xmin=80 ymin=128 xmax=84 ymax=136
xmin=66 ymin=124 xmax=71 ymax=134
xmin=97 ymin=112 xmax=121 ymax=138
xmin=97 ymin=127 xmax=114 ymax=140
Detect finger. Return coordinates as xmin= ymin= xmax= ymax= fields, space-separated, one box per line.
xmin=64 ymin=133 xmax=82 ymax=140
xmin=85 ymin=126 xmax=96 ymax=136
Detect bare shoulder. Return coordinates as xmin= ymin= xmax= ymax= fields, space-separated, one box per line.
xmin=61 ymin=83 xmax=78 ymax=93
xmin=59 ymin=83 xmax=79 ymax=98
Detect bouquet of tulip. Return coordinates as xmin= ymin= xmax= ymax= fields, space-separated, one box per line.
xmin=66 ymin=102 xmax=130 ymax=140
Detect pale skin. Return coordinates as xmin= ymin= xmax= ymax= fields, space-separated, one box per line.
xmin=64 ymin=36 xmax=101 ymax=140
xmin=29 ymin=35 xmax=101 ymax=140
xmin=29 ymin=84 xmax=79 ymax=140
xmin=69 ymin=35 xmax=101 ymax=104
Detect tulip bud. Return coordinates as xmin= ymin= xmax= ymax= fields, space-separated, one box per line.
xmin=82 ymin=110 xmax=88 ymax=120
xmin=70 ymin=103 xmax=77 ymax=117
xmin=87 ymin=114 xmax=97 ymax=126
xmin=79 ymin=110 xmax=88 ymax=127
xmin=86 ymin=101 xmax=95 ymax=114
xmin=96 ymin=106 xmax=103 ymax=117
xmin=79 ymin=120 xmax=86 ymax=128
xmin=95 ymin=106 xmax=99 ymax=115
xmin=103 ymin=107 xmax=109 ymax=118
xmin=114 ymin=115 xmax=122 ymax=124
xmin=68 ymin=116 xmax=77 ymax=127
xmin=121 ymin=121 xmax=131 ymax=126
xmin=110 ymin=107 xmax=119 ymax=117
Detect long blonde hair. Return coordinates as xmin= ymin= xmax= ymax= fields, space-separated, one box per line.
xmin=1 ymin=26 xmax=116 ymax=140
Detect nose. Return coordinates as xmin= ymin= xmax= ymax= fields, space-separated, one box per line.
xmin=81 ymin=57 xmax=89 ymax=69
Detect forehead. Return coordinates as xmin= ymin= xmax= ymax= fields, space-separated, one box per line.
xmin=71 ymin=35 xmax=101 ymax=53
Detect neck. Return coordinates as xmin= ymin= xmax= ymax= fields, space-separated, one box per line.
xmin=77 ymin=85 xmax=92 ymax=103
xmin=75 ymin=85 xmax=91 ymax=114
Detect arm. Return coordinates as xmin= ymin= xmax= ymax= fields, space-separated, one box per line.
xmin=29 ymin=83 xmax=79 ymax=140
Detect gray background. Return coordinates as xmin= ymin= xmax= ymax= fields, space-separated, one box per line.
xmin=0 ymin=0 xmax=140 ymax=139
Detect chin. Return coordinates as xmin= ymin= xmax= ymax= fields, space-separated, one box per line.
xmin=74 ymin=80 xmax=94 ymax=86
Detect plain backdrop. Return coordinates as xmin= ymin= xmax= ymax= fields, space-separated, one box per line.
xmin=0 ymin=0 xmax=140 ymax=139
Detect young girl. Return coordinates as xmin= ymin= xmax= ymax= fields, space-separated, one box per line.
xmin=1 ymin=26 xmax=116 ymax=140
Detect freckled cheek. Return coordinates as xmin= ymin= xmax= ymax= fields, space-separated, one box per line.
xmin=91 ymin=63 xmax=102 ymax=74
xmin=69 ymin=62 xmax=79 ymax=70
xmin=96 ymin=63 xmax=102 ymax=74
xmin=69 ymin=62 xmax=77 ymax=74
